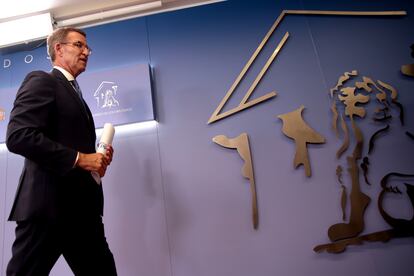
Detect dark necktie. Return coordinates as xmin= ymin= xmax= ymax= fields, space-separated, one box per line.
xmin=70 ymin=79 xmax=89 ymax=120
xmin=70 ymin=79 xmax=83 ymax=100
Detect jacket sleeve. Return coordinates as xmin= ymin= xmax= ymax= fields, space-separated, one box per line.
xmin=6 ymin=71 xmax=78 ymax=175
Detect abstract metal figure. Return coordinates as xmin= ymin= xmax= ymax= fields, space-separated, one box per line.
xmin=278 ymin=105 xmax=325 ymax=177
xmin=340 ymin=185 xmax=347 ymax=221
xmin=330 ymin=70 xmax=358 ymax=97
xmin=401 ymin=44 xmax=414 ymax=77
xmin=315 ymin=173 xmax=414 ymax=253
xmin=368 ymin=125 xmax=390 ymax=154
xmin=315 ymin=71 xmax=414 ymax=253
xmin=360 ymin=156 xmax=370 ymax=186
xmin=208 ymin=10 xmax=404 ymax=124
xmin=336 ymin=165 xmax=343 ymax=184
xmin=213 ymin=133 xmax=259 ymax=229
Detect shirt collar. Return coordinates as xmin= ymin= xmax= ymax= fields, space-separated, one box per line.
xmin=53 ymin=66 xmax=75 ymax=81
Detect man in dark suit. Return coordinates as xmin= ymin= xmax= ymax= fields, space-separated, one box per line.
xmin=6 ymin=27 xmax=117 ymax=276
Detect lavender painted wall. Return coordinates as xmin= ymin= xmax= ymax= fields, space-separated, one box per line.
xmin=1 ymin=0 xmax=414 ymax=275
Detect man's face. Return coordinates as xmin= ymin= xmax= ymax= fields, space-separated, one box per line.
xmin=55 ymin=31 xmax=90 ymax=77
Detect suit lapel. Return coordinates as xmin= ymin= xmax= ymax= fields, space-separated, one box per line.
xmin=51 ymin=69 xmax=92 ymax=124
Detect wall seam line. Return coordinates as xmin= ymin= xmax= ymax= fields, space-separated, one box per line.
xmin=155 ymin=122 xmax=174 ymax=276
xmin=146 ymin=16 xmax=174 ymax=276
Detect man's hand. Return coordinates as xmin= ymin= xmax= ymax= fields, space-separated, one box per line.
xmin=76 ymin=146 xmax=114 ymax=177
xmin=105 ymin=145 xmax=114 ymax=165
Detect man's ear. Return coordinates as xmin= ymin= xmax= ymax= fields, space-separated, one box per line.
xmin=54 ymin=43 xmax=63 ymax=58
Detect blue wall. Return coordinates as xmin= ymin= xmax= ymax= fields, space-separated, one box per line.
xmin=1 ymin=0 xmax=414 ymax=275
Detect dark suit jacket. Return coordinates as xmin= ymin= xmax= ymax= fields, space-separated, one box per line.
xmin=6 ymin=69 xmax=103 ymax=221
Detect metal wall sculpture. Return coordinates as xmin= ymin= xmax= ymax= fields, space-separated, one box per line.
xmin=401 ymin=44 xmax=414 ymax=77
xmin=314 ymin=71 xmax=414 ymax=253
xmin=213 ymin=133 xmax=259 ymax=229
xmin=278 ymin=105 xmax=325 ymax=177
xmin=207 ymin=10 xmax=405 ymax=125
xmin=208 ymin=10 xmax=410 ymax=253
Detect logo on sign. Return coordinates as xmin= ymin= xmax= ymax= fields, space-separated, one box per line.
xmin=94 ymin=81 xmax=120 ymax=109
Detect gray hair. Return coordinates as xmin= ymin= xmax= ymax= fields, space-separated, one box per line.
xmin=47 ymin=27 xmax=86 ymax=61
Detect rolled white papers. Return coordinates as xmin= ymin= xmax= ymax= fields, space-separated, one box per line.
xmin=92 ymin=123 xmax=115 ymax=184
xmin=97 ymin=123 xmax=115 ymax=154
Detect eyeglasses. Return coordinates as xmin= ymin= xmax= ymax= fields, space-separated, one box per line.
xmin=60 ymin=41 xmax=92 ymax=55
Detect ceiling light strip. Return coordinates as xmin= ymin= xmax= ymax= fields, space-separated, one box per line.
xmin=56 ymin=1 xmax=162 ymax=27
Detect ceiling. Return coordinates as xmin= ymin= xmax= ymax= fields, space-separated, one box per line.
xmin=1 ymin=0 xmax=225 ymax=27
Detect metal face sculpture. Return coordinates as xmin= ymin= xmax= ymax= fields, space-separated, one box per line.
xmin=208 ymin=10 xmax=410 ymax=256
xmin=315 ymin=71 xmax=414 ymax=253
